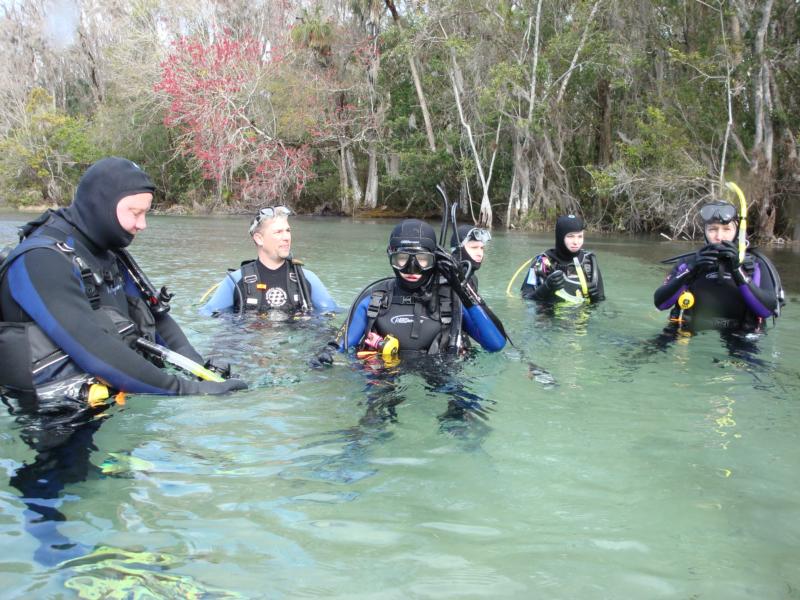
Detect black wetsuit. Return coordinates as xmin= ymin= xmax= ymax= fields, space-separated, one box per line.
xmin=0 ymin=159 xmax=226 ymax=397
xmin=653 ymin=247 xmax=780 ymax=332
xmin=342 ymin=277 xmax=506 ymax=354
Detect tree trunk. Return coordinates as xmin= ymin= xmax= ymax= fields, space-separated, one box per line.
xmin=408 ymin=54 xmax=437 ymax=153
xmin=750 ymin=0 xmax=776 ymax=240
xmin=345 ymin=146 xmax=363 ymax=210
xmin=338 ymin=140 xmax=350 ymax=213
xmin=385 ymin=1 xmax=437 ymax=153
xmin=596 ymin=78 xmax=612 ymax=166
xmin=364 ymin=140 xmax=379 ymax=209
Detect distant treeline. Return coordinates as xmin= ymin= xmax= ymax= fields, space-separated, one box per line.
xmin=1 ymin=1 xmax=798 ymax=240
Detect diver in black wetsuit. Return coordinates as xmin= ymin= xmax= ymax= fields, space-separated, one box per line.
xmin=0 ymin=158 xmax=245 ymax=565
xmin=314 ymin=219 xmax=505 ymax=433
xmin=0 ymin=157 xmax=246 ymax=400
xmin=450 ymin=224 xmax=491 ymax=291
xmin=315 ymin=219 xmax=506 ymax=361
xmin=520 ymin=214 xmax=604 ymax=303
xmin=653 ymin=200 xmax=782 ymax=333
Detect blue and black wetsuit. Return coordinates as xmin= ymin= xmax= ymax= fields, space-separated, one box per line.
xmin=342 ymin=277 xmax=506 ymax=354
xmin=0 ymin=158 xmax=236 ymax=399
xmin=1 ymin=217 xmax=203 ymax=396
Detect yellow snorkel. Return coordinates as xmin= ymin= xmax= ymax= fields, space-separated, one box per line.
xmin=724 ymin=181 xmax=747 ymax=264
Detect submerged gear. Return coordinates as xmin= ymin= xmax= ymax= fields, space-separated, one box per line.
xmin=554 ymin=214 xmax=585 ymax=262
xmin=387 ymin=219 xmax=439 ymax=291
xmin=234 ymin=258 xmax=312 ymax=315
xmin=249 ymin=205 xmax=292 ymax=236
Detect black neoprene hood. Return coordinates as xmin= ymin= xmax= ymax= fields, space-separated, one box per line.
xmin=65 ymin=157 xmax=156 ymax=251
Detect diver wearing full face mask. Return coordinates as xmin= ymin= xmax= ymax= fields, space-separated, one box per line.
xmin=313 ymin=219 xmax=506 ymax=364
xmin=654 ymin=200 xmax=783 ymax=332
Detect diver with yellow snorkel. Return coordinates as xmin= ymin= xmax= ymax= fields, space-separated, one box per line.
xmin=519 ymin=214 xmax=605 ymax=304
xmin=654 ymin=190 xmax=783 ymax=333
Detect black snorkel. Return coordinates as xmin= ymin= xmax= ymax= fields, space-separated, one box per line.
xmin=435 ymin=184 xmax=473 ymax=282
xmin=436 ymin=183 xmax=451 ymax=247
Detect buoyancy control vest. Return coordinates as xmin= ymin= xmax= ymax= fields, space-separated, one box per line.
xmin=234 ymin=258 xmax=312 ymax=314
xmin=667 ymin=249 xmax=783 ymax=331
xmin=348 ymin=277 xmax=465 ymax=354
xmin=536 ymin=249 xmax=599 ymax=298
xmin=0 ymin=212 xmax=158 ymax=396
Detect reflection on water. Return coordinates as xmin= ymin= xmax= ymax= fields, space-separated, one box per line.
xmin=1 ymin=212 xmax=799 ymax=598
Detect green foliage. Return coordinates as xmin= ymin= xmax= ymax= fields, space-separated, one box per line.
xmin=0 ymin=88 xmax=100 ymax=207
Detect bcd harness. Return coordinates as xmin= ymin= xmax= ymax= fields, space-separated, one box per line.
xmin=540 ymin=250 xmax=598 ymax=290
xmin=356 ymin=277 xmax=464 ymax=354
xmin=0 ymin=213 xmax=159 ymax=395
xmin=235 ymin=258 xmax=312 ymax=313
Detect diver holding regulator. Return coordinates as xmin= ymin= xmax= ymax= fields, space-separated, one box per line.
xmin=654 ymin=188 xmax=783 ymax=334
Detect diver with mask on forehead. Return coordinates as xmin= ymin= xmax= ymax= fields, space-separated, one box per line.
xmin=450 ymin=224 xmax=491 ymax=291
xmin=653 ymin=199 xmax=783 ymax=333
xmin=200 ymin=205 xmax=337 ymax=319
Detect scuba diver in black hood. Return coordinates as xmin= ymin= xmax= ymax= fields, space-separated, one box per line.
xmin=450 ymin=224 xmax=491 ymax=291
xmin=654 ymin=199 xmax=782 ymax=333
xmin=0 ymin=157 xmax=247 ymax=401
xmin=520 ymin=214 xmax=604 ymax=303
xmin=0 ymin=158 xmax=246 ymax=566
xmin=314 ymin=219 xmax=506 ymax=363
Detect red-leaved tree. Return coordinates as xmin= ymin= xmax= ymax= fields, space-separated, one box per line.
xmin=155 ymin=31 xmax=313 ymax=208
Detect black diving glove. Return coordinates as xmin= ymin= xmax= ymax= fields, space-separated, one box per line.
xmin=184 ymin=378 xmax=248 ymax=395
xmin=544 ymin=270 xmax=565 ymax=291
xmin=716 ymin=241 xmax=741 ymax=270
xmin=436 ymin=254 xmax=478 ymax=308
xmin=310 ymin=341 xmax=339 ymax=368
xmin=692 ymin=245 xmax=719 ymax=275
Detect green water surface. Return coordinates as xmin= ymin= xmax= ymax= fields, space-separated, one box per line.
xmin=1 ymin=213 xmax=798 ymax=599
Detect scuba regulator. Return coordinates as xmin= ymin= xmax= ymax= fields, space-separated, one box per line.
xmin=115 ymin=248 xmax=173 ymax=317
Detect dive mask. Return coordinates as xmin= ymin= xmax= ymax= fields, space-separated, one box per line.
xmin=699 ymin=201 xmax=737 ymax=225
xmin=459 ymin=227 xmax=492 ymax=246
xmin=249 ymin=205 xmax=292 ymax=235
xmin=388 ymin=248 xmax=436 ymax=272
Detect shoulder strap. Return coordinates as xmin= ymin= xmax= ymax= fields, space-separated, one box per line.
xmin=237 ymin=260 xmax=264 ymax=312
xmin=0 ymin=235 xmax=104 ymax=312
xmin=288 ymin=258 xmax=312 ymax=312
xmin=342 ymin=277 xmax=393 ymax=350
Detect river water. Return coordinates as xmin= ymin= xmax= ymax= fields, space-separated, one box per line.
xmin=1 ymin=212 xmax=798 ymax=599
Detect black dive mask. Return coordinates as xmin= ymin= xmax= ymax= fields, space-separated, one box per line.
xmin=388 ymin=247 xmax=436 ymax=291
